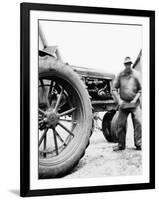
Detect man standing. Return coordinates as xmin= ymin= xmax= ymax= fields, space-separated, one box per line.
xmin=112 ymin=57 xmax=142 ymax=151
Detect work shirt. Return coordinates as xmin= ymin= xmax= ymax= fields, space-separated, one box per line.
xmin=112 ymin=69 xmax=141 ymax=102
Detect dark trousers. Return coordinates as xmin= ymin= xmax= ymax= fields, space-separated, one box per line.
xmin=117 ymin=105 xmax=142 ymax=148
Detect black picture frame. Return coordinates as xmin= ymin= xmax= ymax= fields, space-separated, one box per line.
xmin=20 ymin=2 xmax=155 ymax=197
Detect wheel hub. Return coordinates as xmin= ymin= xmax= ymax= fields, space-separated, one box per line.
xmin=46 ymin=110 xmax=59 ymax=128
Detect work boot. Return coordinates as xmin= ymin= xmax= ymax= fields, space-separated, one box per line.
xmin=113 ymin=145 xmax=125 ymax=151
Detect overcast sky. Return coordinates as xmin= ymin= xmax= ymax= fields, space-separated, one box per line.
xmin=39 ymin=20 xmax=142 ymax=75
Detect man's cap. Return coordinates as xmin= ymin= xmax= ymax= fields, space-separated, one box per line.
xmin=124 ymin=57 xmax=133 ymax=64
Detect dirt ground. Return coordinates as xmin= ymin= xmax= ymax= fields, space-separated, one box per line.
xmin=65 ymin=115 xmax=142 ymax=178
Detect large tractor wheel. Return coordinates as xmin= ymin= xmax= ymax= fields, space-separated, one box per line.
xmin=102 ymin=110 xmax=116 ymax=142
xmin=38 ymin=56 xmax=92 ymax=178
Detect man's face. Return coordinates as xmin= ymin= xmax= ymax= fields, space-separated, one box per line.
xmin=124 ymin=62 xmax=132 ymax=71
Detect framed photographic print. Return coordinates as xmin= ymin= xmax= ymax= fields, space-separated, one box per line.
xmin=20 ymin=3 xmax=155 ymax=197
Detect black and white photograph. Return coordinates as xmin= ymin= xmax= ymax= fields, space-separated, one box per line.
xmin=20 ymin=3 xmax=155 ymax=197
xmin=38 ymin=19 xmax=142 ymax=179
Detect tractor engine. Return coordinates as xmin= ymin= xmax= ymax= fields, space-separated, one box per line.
xmin=83 ymin=77 xmax=113 ymax=101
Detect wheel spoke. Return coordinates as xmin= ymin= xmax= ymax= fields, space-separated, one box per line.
xmin=57 ymin=99 xmax=67 ymax=110
xmin=43 ymin=134 xmax=47 ymax=149
xmin=39 ymin=108 xmax=46 ymax=116
xmin=38 ymin=113 xmax=43 ymax=118
xmin=39 ymin=128 xmax=48 ymax=147
xmin=48 ymin=80 xmax=54 ymax=105
xmin=64 ymin=91 xmax=72 ymax=105
xmin=39 ymin=79 xmax=50 ymax=108
xmin=48 ymin=81 xmax=57 ymax=106
xmin=39 ymin=79 xmax=44 ymax=86
xmin=53 ymin=87 xmax=63 ymax=111
xmin=54 ymin=128 xmax=67 ymax=146
xmin=52 ymin=128 xmax=59 ymax=155
xmin=57 ymin=90 xmax=70 ymax=109
xmin=58 ymin=107 xmax=76 ymax=117
xmin=39 ymin=119 xmax=44 ymax=124
xmin=49 ymin=80 xmax=54 ymax=95
xmin=43 ymin=131 xmax=47 ymax=157
xmin=58 ymin=122 xmax=74 ymax=137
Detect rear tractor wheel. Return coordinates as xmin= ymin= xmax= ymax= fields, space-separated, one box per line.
xmin=38 ymin=57 xmax=93 ymax=178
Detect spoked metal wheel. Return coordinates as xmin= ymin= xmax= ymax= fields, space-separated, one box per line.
xmin=38 ymin=58 xmax=92 ymax=178
xmin=39 ymin=79 xmax=78 ymax=159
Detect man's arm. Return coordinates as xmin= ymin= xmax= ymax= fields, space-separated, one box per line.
xmin=131 ymin=70 xmax=142 ymax=104
xmin=112 ymin=90 xmax=123 ymax=105
xmin=112 ymin=73 xmax=123 ymax=106
xmin=131 ymin=91 xmax=141 ymax=104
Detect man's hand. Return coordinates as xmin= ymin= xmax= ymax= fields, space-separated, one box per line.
xmin=130 ymin=91 xmax=141 ymax=104
xmin=118 ymin=99 xmax=124 ymax=107
xmin=118 ymin=100 xmax=136 ymax=109
xmin=118 ymin=99 xmax=137 ymax=109
xmin=130 ymin=99 xmax=137 ymax=104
